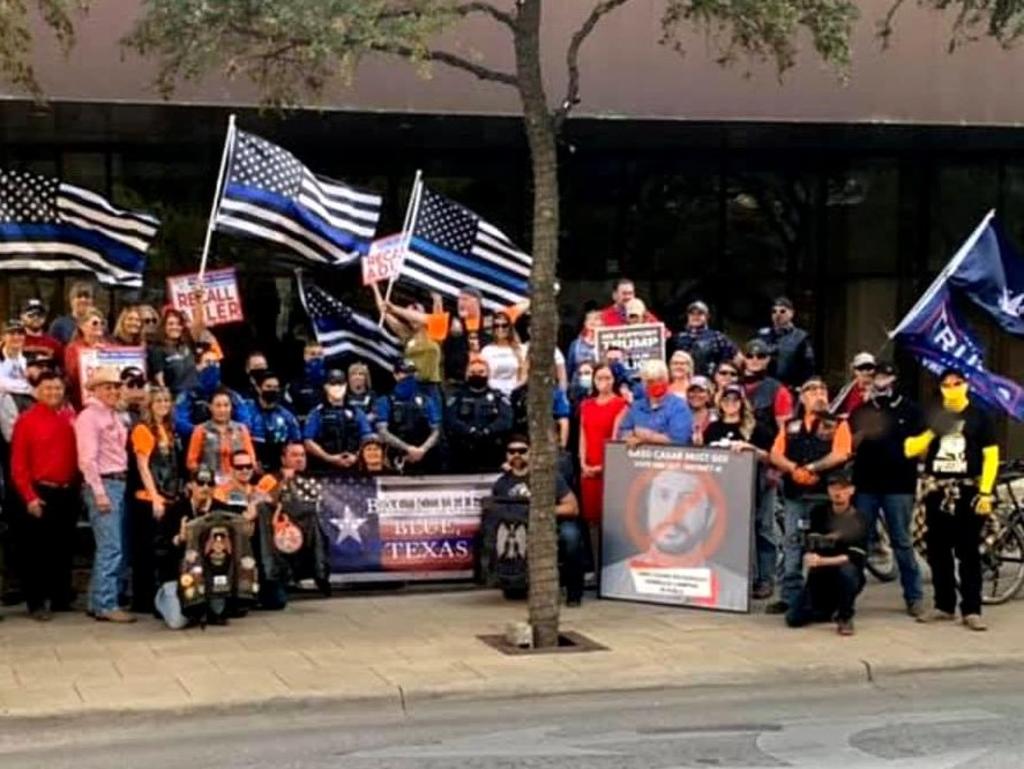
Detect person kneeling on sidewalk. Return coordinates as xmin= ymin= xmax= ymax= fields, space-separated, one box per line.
xmin=786 ymin=467 xmax=867 ymax=636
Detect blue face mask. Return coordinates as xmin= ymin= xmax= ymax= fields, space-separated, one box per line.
xmin=304 ymin=358 xmax=326 ymax=385
xmin=394 ymin=377 xmax=419 ymax=399
xmin=198 ymin=364 xmax=220 ymax=393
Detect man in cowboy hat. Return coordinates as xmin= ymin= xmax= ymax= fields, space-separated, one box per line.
xmin=75 ymin=365 xmax=134 ymax=622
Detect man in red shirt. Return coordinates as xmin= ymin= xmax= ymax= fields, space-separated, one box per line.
xmin=20 ymin=299 xmax=63 ymax=361
xmin=599 ymin=278 xmax=662 ymax=328
xmin=10 ymin=368 xmax=79 ymax=620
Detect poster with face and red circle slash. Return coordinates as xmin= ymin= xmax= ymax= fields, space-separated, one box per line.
xmin=600 ymin=443 xmax=756 ymax=613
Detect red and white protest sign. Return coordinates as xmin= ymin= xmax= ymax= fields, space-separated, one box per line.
xmin=361 ymin=234 xmax=406 ymax=285
xmin=166 ymin=267 xmax=244 ymax=327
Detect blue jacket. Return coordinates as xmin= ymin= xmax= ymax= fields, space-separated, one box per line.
xmin=616 ymin=394 xmax=693 ymax=446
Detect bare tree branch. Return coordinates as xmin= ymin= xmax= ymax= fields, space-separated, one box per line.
xmin=553 ymin=0 xmax=635 ymax=131
xmin=375 ymin=42 xmax=519 ymax=86
xmin=455 ymin=2 xmax=516 ymax=29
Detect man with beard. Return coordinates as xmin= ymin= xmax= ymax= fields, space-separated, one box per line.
xmin=491 ymin=435 xmax=585 ymax=606
xmin=849 ymin=362 xmax=925 ymax=617
xmin=768 ymin=377 xmax=852 ymax=616
xmin=19 ymin=299 xmax=63 ymax=361
xmin=445 ymin=357 xmax=513 ymax=473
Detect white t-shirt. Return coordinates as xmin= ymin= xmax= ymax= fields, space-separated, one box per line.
xmin=480 ymin=344 xmax=522 ymax=396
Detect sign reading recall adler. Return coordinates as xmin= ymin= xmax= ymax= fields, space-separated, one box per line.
xmin=600 ymin=443 xmax=755 ymax=613
xmin=362 ymin=233 xmax=405 ymax=285
xmin=166 ymin=267 xmax=244 ymax=327
xmin=594 ymin=323 xmax=665 ymax=374
xmin=318 ymin=474 xmax=496 ymax=582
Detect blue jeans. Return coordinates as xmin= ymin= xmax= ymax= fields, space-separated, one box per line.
xmin=753 ymin=486 xmax=779 ymax=588
xmin=781 ymin=496 xmax=817 ymax=607
xmin=854 ymin=492 xmax=923 ymax=605
xmin=84 ymin=478 xmax=126 ymax=614
xmin=558 ymin=518 xmax=586 ymax=602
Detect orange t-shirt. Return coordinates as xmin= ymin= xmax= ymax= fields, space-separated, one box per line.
xmin=131 ymin=423 xmax=173 ymax=502
xmin=771 ymin=415 xmax=852 ymax=458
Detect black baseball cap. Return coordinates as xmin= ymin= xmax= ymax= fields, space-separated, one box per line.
xmin=120 ymin=366 xmax=146 ymax=387
xmin=720 ymin=383 xmax=745 ymax=399
xmin=772 ymin=296 xmax=794 ymax=310
xmin=326 ymin=368 xmax=346 ymax=385
xmin=21 ymin=298 xmax=46 ymax=315
xmin=745 ymin=338 xmax=771 ymax=356
xmin=875 ymin=361 xmax=898 ymax=377
xmin=826 ymin=465 xmax=854 ymax=487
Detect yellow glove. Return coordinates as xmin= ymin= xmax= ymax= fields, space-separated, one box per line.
xmin=904 ymin=429 xmax=935 ymax=459
xmin=973 ymin=494 xmax=994 ymax=516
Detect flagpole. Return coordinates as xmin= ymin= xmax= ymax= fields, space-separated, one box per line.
xmin=198 ymin=113 xmax=238 ymax=281
xmin=378 ymin=169 xmax=423 ymax=327
xmin=891 ymin=209 xmax=995 ymax=338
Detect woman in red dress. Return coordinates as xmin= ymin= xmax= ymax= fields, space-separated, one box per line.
xmin=578 ymin=364 xmax=627 ymax=538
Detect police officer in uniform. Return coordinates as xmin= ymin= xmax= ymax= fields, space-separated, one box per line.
xmin=246 ymin=371 xmax=301 ymax=473
xmin=445 ymin=357 xmax=512 ymax=473
xmin=303 ymin=369 xmax=372 ymax=475
xmin=768 ymin=377 xmax=853 ymax=615
xmin=905 ymin=368 xmax=998 ymax=631
xmin=286 ymin=342 xmax=327 ymax=422
xmin=376 ymin=360 xmax=442 ymax=475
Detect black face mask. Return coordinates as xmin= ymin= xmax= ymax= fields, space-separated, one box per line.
xmin=261 ymin=390 xmax=281 ymax=406
xmin=467 ymin=374 xmax=488 ymax=390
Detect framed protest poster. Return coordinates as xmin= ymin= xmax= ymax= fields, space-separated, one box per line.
xmin=78 ymin=345 xmax=146 ymax=405
xmin=362 ymin=233 xmax=405 ymax=285
xmin=594 ymin=322 xmax=666 ymax=374
xmin=166 ymin=267 xmax=244 ymax=327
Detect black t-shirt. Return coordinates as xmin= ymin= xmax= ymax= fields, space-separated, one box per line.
xmin=702 ymin=420 xmax=774 ymax=452
xmin=492 ymin=470 xmax=571 ymax=503
xmin=148 ymin=344 xmax=197 ymax=396
xmin=924 ymin=403 xmax=997 ymax=479
xmin=850 ymin=396 xmax=924 ymax=494
xmin=808 ymin=502 xmax=868 ymax=569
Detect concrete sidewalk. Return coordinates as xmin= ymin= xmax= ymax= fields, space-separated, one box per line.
xmin=1 ymin=582 xmax=1022 ymax=718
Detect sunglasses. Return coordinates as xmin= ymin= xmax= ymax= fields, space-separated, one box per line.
xmin=195 ymin=479 xmax=214 ymax=488
xmin=493 ymin=322 xmax=510 ymax=329
xmin=748 ymin=352 xmax=769 ymax=359
xmin=854 ymin=364 xmax=876 ymax=372
xmin=506 ymin=447 xmax=529 ymax=455
xmin=771 ymin=308 xmax=790 ymax=314
xmin=75 ymin=292 xmax=93 ymax=300
xmin=233 ymin=464 xmax=254 ymax=471
xmin=143 ymin=318 xmax=159 ymax=326
xmin=87 ymin=319 xmax=104 ymax=327
xmin=717 ymin=370 xmax=738 ymax=377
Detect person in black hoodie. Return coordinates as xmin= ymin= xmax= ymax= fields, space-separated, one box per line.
xmin=849 ymin=362 xmax=925 ymax=617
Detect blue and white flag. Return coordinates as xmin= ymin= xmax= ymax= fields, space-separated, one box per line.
xmin=215 ymin=129 xmax=382 ymax=266
xmin=893 ymin=284 xmax=1024 ymax=420
xmin=0 ymin=168 xmax=158 ymax=286
xmin=296 ymin=272 xmax=402 ymax=371
xmin=401 ymin=183 xmax=531 ymax=312
xmin=947 ymin=211 xmax=1024 ymax=336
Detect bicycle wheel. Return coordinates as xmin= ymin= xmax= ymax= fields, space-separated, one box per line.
xmin=980 ymin=520 xmax=1024 ymax=606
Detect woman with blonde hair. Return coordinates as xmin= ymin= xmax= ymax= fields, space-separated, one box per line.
xmin=64 ymin=307 xmax=108 ymax=410
xmin=668 ymin=350 xmax=694 ymax=398
xmin=344 ymin=361 xmax=378 ymax=429
xmin=479 ymin=309 xmax=525 ymax=397
xmin=112 ymin=305 xmax=144 ymax=347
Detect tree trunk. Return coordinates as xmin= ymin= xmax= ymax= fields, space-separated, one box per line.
xmin=513 ymin=0 xmax=561 ymax=649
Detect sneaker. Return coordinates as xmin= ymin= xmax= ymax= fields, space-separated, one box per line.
xmin=765 ymin=600 xmax=789 ymax=615
xmin=916 ymin=609 xmax=956 ymax=624
xmin=963 ymin=614 xmax=988 ymax=632
xmin=95 ymin=609 xmax=136 ymax=624
xmin=837 ymin=619 xmax=855 ymax=636
xmin=906 ymin=601 xmax=925 ymax=619
xmin=752 ymin=583 xmax=774 ymax=600
xmin=28 ymin=608 xmax=52 ymax=622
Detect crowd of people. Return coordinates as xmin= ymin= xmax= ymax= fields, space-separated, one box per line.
xmin=0 ymin=275 xmax=1002 ymax=636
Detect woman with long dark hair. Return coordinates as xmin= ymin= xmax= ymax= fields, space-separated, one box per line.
xmin=129 ymin=387 xmax=183 ymax=613
xmin=148 ymin=308 xmax=197 ymax=396
xmin=479 ymin=310 xmax=524 ymax=397
xmin=578 ymin=363 xmax=627 ymax=555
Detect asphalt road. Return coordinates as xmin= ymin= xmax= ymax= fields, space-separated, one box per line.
xmin=3 ymin=669 xmax=1024 ymax=768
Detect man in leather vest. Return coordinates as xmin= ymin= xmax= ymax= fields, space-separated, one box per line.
xmin=446 ymin=357 xmax=513 ymax=473
xmin=768 ymin=377 xmax=853 ymax=615
xmin=742 ymin=339 xmax=793 ymax=435
xmin=756 ymin=296 xmax=815 ymax=389
xmin=303 ymin=369 xmax=372 ymax=475
xmin=376 ymin=360 xmax=442 ymax=475
xmin=670 ymin=300 xmax=738 ymax=378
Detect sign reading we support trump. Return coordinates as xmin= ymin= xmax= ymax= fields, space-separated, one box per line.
xmin=600 ymin=443 xmax=755 ymax=613
xmin=361 ymin=233 xmax=405 ymax=285
xmin=166 ymin=268 xmax=244 ymax=327
xmin=319 ymin=473 xmax=497 ymax=582
xmin=595 ymin=323 xmax=666 ymax=374
xmin=78 ymin=345 xmax=146 ymax=405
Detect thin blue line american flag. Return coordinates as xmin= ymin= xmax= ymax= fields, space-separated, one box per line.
xmin=215 ymin=129 xmax=382 ymax=266
xmin=296 ymin=272 xmax=402 ymax=370
xmin=0 ymin=168 xmax=158 ymax=286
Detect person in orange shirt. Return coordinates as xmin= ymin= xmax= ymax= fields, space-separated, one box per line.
xmin=768 ymin=376 xmax=852 ymax=615
xmin=186 ymin=390 xmax=257 ymax=484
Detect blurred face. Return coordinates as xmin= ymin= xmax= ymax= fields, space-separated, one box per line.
xmin=687 ymin=308 xmax=708 ymax=330
xmin=198 ymin=351 xmax=219 ymax=370
xmin=246 ymin=354 xmax=268 ymax=375
xmin=593 ymin=367 xmax=614 ymax=395
xmin=872 ymin=373 xmax=896 ymax=397
xmin=122 ymin=377 xmax=148 ymax=405
xmin=259 ymin=377 xmax=281 ymax=404
xmin=506 ymin=442 xmax=530 ymax=472
xmin=283 ymin=444 xmax=307 ymax=472
xmin=614 ymin=282 xmax=635 ymax=308
xmin=139 ymin=307 xmax=160 ymax=336
xmin=361 ymin=441 xmax=384 ymax=468
xmin=150 ymin=392 xmax=172 ymax=419
xmin=687 ymin=387 xmax=709 ymax=409
xmin=576 ymin=362 xmax=594 ymax=382
xmin=36 ymin=377 xmax=64 ymax=408
xmin=164 ymin=314 xmax=183 ymax=340
xmin=800 ymin=382 xmax=829 ymax=412
xmin=93 ymin=381 xmax=122 ymax=408
xmin=467 ymin=361 xmax=488 ymax=381
xmin=492 ymin=314 xmax=511 ymax=339
xmin=669 ymin=355 xmax=691 ymax=381
xmin=720 ymin=392 xmax=742 ymax=418
xmin=71 ymin=290 xmax=93 ymax=318
xmin=714 ymin=364 xmax=739 ymax=387
xmin=231 ymin=453 xmax=255 ymax=483
xmin=210 ymin=394 xmax=232 ymax=423
xmin=4 ymin=329 xmax=25 ymax=352
xmin=457 ymin=292 xmax=481 ymax=319
xmin=772 ymin=305 xmax=793 ymax=328
xmin=82 ymin=314 xmax=105 ymax=343
xmin=348 ymin=369 xmax=367 ymax=392
xmin=22 ymin=309 xmax=45 ymax=331
xmin=122 ymin=310 xmax=142 ymax=336
xmin=583 ymin=311 xmax=601 ymax=333
xmin=744 ymin=349 xmax=770 ymax=373
xmin=854 ymin=363 xmax=876 ymax=386
xmin=304 ymin=344 xmax=324 ymax=362
xmin=828 ymin=482 xmax=855 ymax=508
xmin=647 ymin=471 xmax=712 ymax=555
xmin=606 ymin=349 xmax=624 ymax=365
xmin=192 ymin=477 xmax=214 ymax=503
